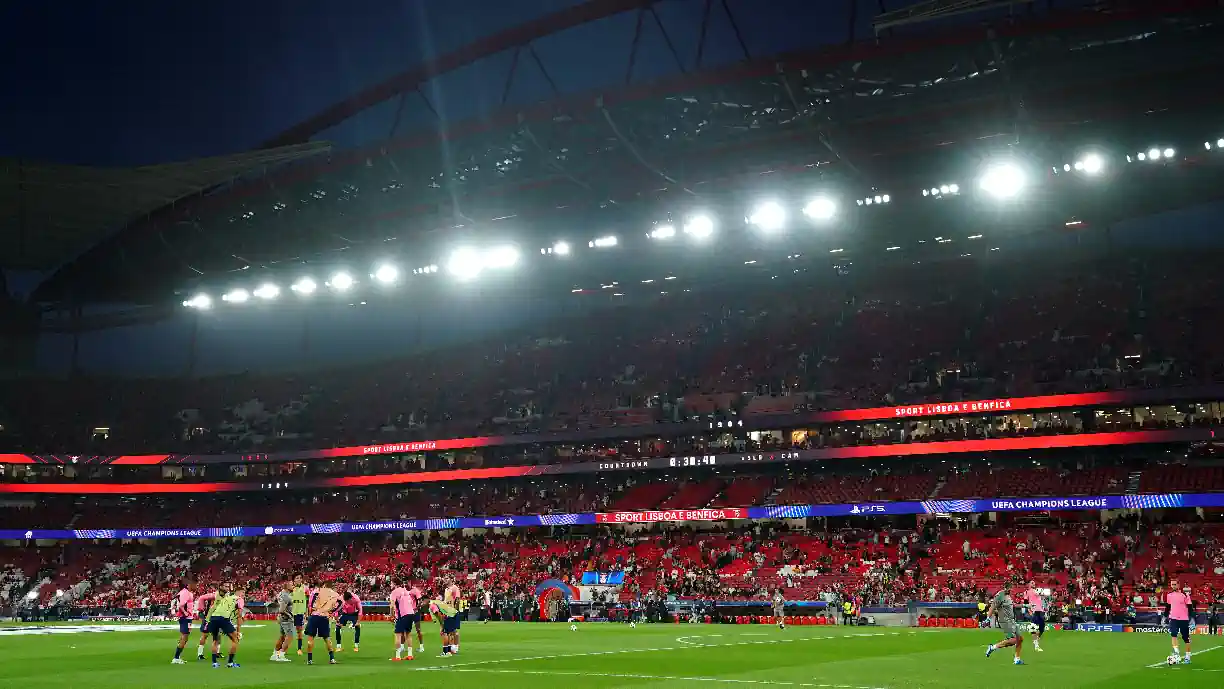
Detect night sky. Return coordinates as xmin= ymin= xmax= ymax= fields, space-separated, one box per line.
xmin=1 ymin=0 xmax=855 ymax=166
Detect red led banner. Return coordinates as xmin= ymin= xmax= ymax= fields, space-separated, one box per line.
xmin=0 ymin=428 xmax=1207 ymax=494
xmin=2 ymin=385 xmax=1219 ymax=466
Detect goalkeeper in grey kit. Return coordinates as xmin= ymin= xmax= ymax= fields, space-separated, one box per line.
xmin=270 ymin=580 xmax=295 ymax=662
xmin=984 ymin=589 xmax=1025 ymax=666
xmin=772 ymin=590 xmax=787 ymax=630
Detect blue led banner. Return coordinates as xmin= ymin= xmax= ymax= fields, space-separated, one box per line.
xmin=1 ymin=492 xmax=1219 ymax=541
xmin=581 ymin=571 xmax=626 ymax=585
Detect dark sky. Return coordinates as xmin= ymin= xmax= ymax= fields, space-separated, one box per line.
xmin=0 ymin=0 xmax=862 ymax=166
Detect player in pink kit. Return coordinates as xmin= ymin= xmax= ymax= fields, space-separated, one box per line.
xmin=1024 ymin=582 xmax=1046 ymax=652
xmin=335 ymin=591 xmax=363 ymax=652
xmin=388 ymin=577 xmax=416 ymax=661
xmin=1165 ymin=580 xmax=1195 ymax=664
xmin=171 ymin=577 xmax=194 ymax=664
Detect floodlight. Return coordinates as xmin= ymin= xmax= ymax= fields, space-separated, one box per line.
xmin=373 ymin=264 xmax=399 ymax=284
xmin=183 ymin=294 xmax=212 ymax=310
xmin=939 ymin=185 xmax=950 ymax=194
xmin=552 ymin=241 xmax=571 ymax=255
xmin=589 ymin=236 xmax=618 ymax=248
xmin=1163 ymin=147 xmax=1175 ymax=159
xmin=683 ymin=214 xmax=714 ymax=238
xmin=948 ymin=184 xmax=959 ymax=194
xmin=1147 ymin=148 xmax=1161 ymax=160
xmin=747 ymin=201 xmax=786 ymax=231
xmin=485 ymin=246 xmax=520 ymax=269
xmin=1080 ymin=153 xmax=1103 ymax=175
xmin=978 ymin=163 xmax=1026 ymax=199
xmin=329 ymin=272 xmax=354 ymax=291
xmin=253 ymin=283 xmax=280 ymax=300
xmin=649 ymin=225 xmax=676 ymax=240
xmin=802 ymin=197 xmax=836 ymax=221
xmin=1218 ymin=139 xmax=1224 ymax=148
xmin=222 ymin=288 xmax=250 ymax=304
xmin=291 ymin=278 xmax=317 ymax=295
xmin=447 ymin=248 xmax=484 ymax=280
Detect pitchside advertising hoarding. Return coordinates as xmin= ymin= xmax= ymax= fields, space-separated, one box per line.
xmin=1 ymin=491 xmax=1220 ymax=541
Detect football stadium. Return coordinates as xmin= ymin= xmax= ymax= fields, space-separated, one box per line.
xmin=2 ymin=0 xmax=1224 ymax=687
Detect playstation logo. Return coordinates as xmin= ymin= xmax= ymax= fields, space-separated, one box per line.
xmin=850 ymin=506 xmax=861 ymax=514
xmin=264 ymin=526 xmax=275 ymax=535
xmin=24 ymin=530 xmax=33 ymax=539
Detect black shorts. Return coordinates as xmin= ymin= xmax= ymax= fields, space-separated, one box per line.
xmin=1031 ymin=610 xmax=1046 ymax=634
xmin=1169 ymin=619 xmax=1191 ymax=642
xmin=178 ymin=618 xmax=191 ymax=635
xmin=293 ymin=613 xmax=305 ymax=628
xmin=338 ymin=613 xmax=360 ymax=627
xmin=442 ymin=616 xmax=461 ymax=634
xmin=394 ymin=615 xmax=414 ymax=634
xmin=208 ymin=616 xmax=236 ymax=637
xmin=305 ymin=614 xmax=331 ymax=638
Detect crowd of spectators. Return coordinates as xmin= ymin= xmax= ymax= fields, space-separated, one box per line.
xmin=2 ymin=252 xmax=1224 ymax=456
xmin=5 ymin=513 xmax=1221 ymax=623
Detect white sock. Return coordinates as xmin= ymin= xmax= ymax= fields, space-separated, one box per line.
xmin=197 ymin=645 xmax=203 ymax=655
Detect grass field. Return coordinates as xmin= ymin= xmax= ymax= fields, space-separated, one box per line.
xmin=0 ymin=621 xmax=1219 ymax=688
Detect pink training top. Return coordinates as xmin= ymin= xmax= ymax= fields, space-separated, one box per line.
xmin=339 ymin=594 xmax=362 ymax=615
xmin=176 ymin=588 xmax=194 ymax=618
xmin=1167 ymin=591 xmax=1191 ymax=621
xmin=196 ymin=591 xmax=216 ymax=614
xmin=445 ymin=584 xmax=461 ymax=604
xmin=409 ymin=586 xmax=424 ymax=607
xmin=1025 ymin=589 xmax=1044 ymax=613
xmin=389 ymin=587 xmax=412 ymax=617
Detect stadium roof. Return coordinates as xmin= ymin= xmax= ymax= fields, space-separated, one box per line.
xmin=27 ymin=0 xmax=1224 ymax=306
xmin=0 ymin=143 xmax=330 ymax=272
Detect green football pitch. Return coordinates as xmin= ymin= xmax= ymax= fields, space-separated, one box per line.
xmin=0 ymin=621 xmax=1219 ymax=688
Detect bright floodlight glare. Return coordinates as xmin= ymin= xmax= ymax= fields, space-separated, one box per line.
xmin=978 ymin=163 xmax=1026 ymax=199
xmin=447 ymin=248 xmax=484 ymax=280
xmin=183 ymin=294 xmax=212 ymax=310
xmin=292 ymin=277 xmax=317 ymax=295
xmin=1147 ymin=148 xmax=1161 ymax=160
xmin=948 ymin=184 xmax=959 ymax=194
xmin=1080 ymin=153 xmax=1104 ymax=175
xmin=253 ymin=283 xmax=280 ymax=300
xmin=552 ymin=241 xmax=570 ymax=255
xmin=684 ymin=214 xmax=714 ymax=238
xmin=485 ymin=245 xmax=520 ymax=269
xmin=649 ymin=225 xmax=676 ymax=240
xmin=222 ymin=288 xmax=250 ymax=304
xmin=748 ymin=201 xmax=786 ymax=231
xmin=329 ymin=272 xmax=355 ymax=291
xmin=802 ymin=197 xmax=836 ymax=221
xmin=1163 ymin=147 xmax=1175 ymax=158
xmin=589 ymin=235 xmax=618 ymax=248
xmin=1218 ymin=138 xmax=1224 ymax=148
xmin=373 ymin=264 xmax=399 ymax=284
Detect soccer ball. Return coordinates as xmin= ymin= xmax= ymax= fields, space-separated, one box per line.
xmin=570 ymin=624 xmax=578 ymax=631
xmin=630 ymin=622 xmax=637 ymax=629
xmin=1167 ymin=655 xmax=1179 ymax=666
xmin=1027 ymin=623 xmax=1040 ymax=634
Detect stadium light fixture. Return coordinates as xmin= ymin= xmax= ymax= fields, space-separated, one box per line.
xmin=485 ymin=245 xmax=520 ymax=269
xmin=747 ymin=201 xmax=786 ymax=232
xmin=552 ymin=241 xmax=570 ymax=255
xmin=589 ymin=235 xmax=618 ymax=248
xmin=1078 ymin=153 xmax=1104 ymax=175
xmin=1218 ymin=139 xmax=1224 ymax=149
xmin=978 ymin=163 xmax=1026 ymax=199
xmin=802 ymin=197 xmax=836 ymax=221
xmin=182 ymin=294 xmax=212 ymax=310
xmin=447 ymin=247 xmax=484 ymax=280
xmin=683 ymin=214 xmax=714 ymax=239
xmin=1147 ymin=148 xmax=1161 ymax=160
xmin=328 ymin=272 xmax=355 ymax=291
xmin=372 ymin=264 xmax=399 ymax=285
xmin=253 ymin=283 xmax=280 ymax=300
xmin=291 ymin=278 xmax=317 ymax=295
xmin=648 ymin=225 xmax=676 ymax=240
xmin=222 ymin=288 xmax=250 ymax=304
xmin=1163 ymin=147 xmax=1175 ymax=159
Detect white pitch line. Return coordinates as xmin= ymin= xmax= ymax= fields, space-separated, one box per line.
xmin=678 ymin=634 xmax=725 ymax=645
xmin=1146 ymin=645 xmax=1221 ymax=668
xmin=436 ymin=667 xmax=890 ymax=689
xmin=420 ymin=630 xmax=904 ymax=670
